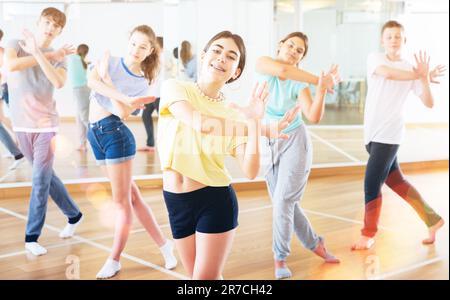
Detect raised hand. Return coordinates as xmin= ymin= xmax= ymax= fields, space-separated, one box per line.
xmin=263 ymin=105 xmax=300 ymax=139
xmin=228 ymin=81 xmax=270 ymax=120
xmin=52 ymin=44 xmax=76 ymax=62
xmin=429 ymin=64 xmax=446 ymax=84
xmin=319 ymin=64 xmax=340 ymax=94
xmin=413 ymin=50 xmax=431 ymax=81
xmin=18 ymin=29 xmax=39 ymax=55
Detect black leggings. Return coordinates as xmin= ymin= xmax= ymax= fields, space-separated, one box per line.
xmin=362 ymin=142 xmax=442 ymax=237
xmin=141 ymin=98 xmax=160 ymax=147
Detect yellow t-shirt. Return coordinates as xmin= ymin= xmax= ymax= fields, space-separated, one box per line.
xmin=158 ymin=79 xmax=248 ymax=187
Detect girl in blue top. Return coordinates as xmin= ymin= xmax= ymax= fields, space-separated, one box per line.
xmin=68 ymin=44 xmax=90 ymax=151
xmin=87 ymin=25 xmax=177 ymax=279
xmin=256 ymin=32 xmax=341 ymax=279
xmin=180 ymin=40 xmax=197 ymax=81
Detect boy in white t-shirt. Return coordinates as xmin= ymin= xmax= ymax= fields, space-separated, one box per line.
xmin=352 ymin=20 xmax=446 ymax=250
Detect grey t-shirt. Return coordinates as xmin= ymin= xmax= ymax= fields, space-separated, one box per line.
xmin=6 ymin=39 xmax=66 ymax=132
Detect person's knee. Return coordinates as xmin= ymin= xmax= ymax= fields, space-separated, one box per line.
xmin=365 ymin=191 xmax=380 ymax=203
xmin=32 ymin=166 xmax=52 ymax=185
xmin=111 ymin=191 xmax=132 ymax=208
xmin=386 ymin=169 xmax=407 ymax=188
xmin=130 ymin=188 xmax=143 ymax=207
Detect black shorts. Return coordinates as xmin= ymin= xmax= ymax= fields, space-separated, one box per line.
xmin=163 ymin=186 xmax=239 ymax=239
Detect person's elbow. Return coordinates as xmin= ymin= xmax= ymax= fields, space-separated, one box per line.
xmin=308 ymin=116 xmax=321 ymax=124
xmin=245 ymin=171 xmax=258 ymax=180
xmin=424 ymin=99 xmax=434 ymax=109
xmin=306 ymin=112 xmax=323 ymax=124
xmin=244 ymin=165 xmax=259 ymax=180
xmin=53 ymin=80 xmax=64 ymax=89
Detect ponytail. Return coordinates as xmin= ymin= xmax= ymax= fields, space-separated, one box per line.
xmin=141 ymin=45 xmax=161 ymax=83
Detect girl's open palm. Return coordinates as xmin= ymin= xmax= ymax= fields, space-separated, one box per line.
xmin=228 ymin=81 xmax=270 ymax=120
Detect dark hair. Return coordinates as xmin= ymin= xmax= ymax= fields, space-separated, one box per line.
xmin=40 ymin=7 xmax=66 ymax=29
xmin=173 ymin=47 xmax=179 ymax=59
xmin=279 ymin=32 xmax=309 ymax=58
xmin=180 ymin=40 xmax=193 ymax=67
xmin=130 ymin=25 xmax=160 ymax=83
xmin=157 ymin=36 xmax=163 ymax=49
xmin=77 ymin=44 xmax=89 ymax=69
xmin=203 ymin=31 xmax=246 ymax=84
xmin=0 ymin=29 xmax=3 ymax=41
xmin=381 ymin=20 xmax=404 ymax=35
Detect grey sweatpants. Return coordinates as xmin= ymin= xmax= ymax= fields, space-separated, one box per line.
xmin=262 ymin=124 xmax=321 ymax=261
xmin=73 ymin=86 xmax=90 ymax=147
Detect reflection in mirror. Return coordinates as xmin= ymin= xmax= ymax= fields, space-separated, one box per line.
xmin=0 ymin=0 xmax=448 ymax=187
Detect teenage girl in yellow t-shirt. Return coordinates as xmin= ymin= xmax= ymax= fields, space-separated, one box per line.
xmin=158 ymin=31 xmax=299 ymax=280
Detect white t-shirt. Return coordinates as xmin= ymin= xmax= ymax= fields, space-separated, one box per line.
xmin=364 ymin=52 xmax=423 ymax=145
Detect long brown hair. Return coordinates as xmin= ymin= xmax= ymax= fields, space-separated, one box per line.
xmin=130 ymin=25 xmax=160 ymax=83
xmin=77 ymin=44 xmax=89 ymax=69
xmin=279 ymin=32 xmax=309 ymax=59
xmin=180 ymin=40 xmax=193 ymax=67
xmin=203 ymin=31 xmax=246 ymax=84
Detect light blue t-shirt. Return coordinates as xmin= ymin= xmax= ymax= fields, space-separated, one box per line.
xmin=90 ymin=56 xmax=150 ymax=117
xmin=257 ymin=73 xmax=308 ymax=133
xmin=185 ymin=55 xmax=197 ymax=82
xmin=67 ymin=55 xmax=87 ymax=88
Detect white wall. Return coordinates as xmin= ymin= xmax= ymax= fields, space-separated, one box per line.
xmin=399 ymin=12 xmax=449 ymax=123
xmin=302 ymin=8 xmax=337 ymax=74
xmin=302 ymin=9 xmax=380 ymax=79
xmin=1 ymin=1 xmax=448 ymax=123
xmin=173 ymin=0 xmax=274 ymax=103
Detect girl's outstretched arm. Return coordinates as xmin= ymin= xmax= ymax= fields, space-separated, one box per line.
xmin=256 ymin=56 xmax=318 ymax=84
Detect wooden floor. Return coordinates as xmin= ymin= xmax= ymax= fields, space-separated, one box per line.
xmin=0 ymin=120 xmax=448 ymax=185
xmin=0 ymin=167 xmax=447 ymax=280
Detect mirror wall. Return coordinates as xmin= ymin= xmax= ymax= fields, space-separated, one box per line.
xmin=0 ymin=0 xmax=448 ymax=184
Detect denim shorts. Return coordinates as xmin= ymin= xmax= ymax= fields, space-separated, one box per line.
xmin=163 ymin=186 xmax=239 ymax=239
xmin=87 ymin=115 xmax=136 ymax=165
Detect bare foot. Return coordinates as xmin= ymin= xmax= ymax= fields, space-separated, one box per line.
xmin=313 ymin=240 xmax=340 ymax=263
xmin=423 ymin=219 xmax=445 ymax=245
xmin=351 ymin=235 xmax=375 ymax=251
xmin=138 ymin=146 xmax=155 ymax=152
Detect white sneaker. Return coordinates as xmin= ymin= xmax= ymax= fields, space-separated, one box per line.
xmin=8 ymin=157 xmax=25 ymax=170
xmin=25 ymin=242 xmax=48 ymax=256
